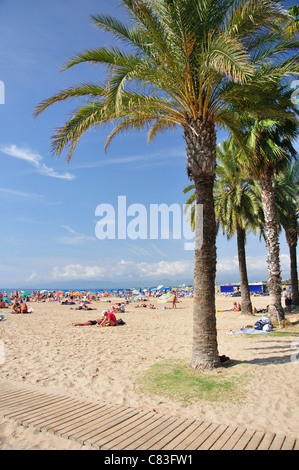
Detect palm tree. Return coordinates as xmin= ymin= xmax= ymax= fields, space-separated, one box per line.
xmin=214 ymin=140 xmax=262 ymax=315
xmin=237 ymin=93 xmax=298 ymax=321
xmin=274 ymin=162 xmax=299 ymax=305
xmin=34 ymin=0 xmax=296 ymax=369
xmin=183 ymin=139 xmax=262 ymax=315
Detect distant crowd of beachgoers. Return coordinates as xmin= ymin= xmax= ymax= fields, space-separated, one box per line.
xmin=0 ymin=287 xmax=193 ymax=313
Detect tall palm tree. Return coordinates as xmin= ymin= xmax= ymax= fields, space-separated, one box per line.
xmin=183 ymin=139 xmax=262 ymax=315
xmin=214 ymin=140 xmax=262 ymax=315
xmin=237 ymin=96 xmax=298 ymax=321
xmin=34 ymin=0 xmax=296 ymax=369
xmin=274 ymin=162 xmax=299 ymax=305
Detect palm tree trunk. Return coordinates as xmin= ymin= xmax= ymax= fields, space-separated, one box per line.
xmin=286 ymin=221 xmax=299 ymax=305
xmin=260 ymin=169 xmax=284 ymax=322
xmin=236 ymin=225 xmax=253 ymax=315
xmin=185 ymin=119 xmax=221 ymax=370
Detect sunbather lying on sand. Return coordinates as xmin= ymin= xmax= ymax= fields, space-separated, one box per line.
xmin=72 ymin=310 xmax=117 ymax=326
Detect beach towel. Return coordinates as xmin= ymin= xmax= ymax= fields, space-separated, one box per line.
xmin=227 ymin=328 xmax=269 ymax=335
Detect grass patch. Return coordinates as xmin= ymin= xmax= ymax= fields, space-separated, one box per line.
xmin=135 ymin=359 xmax=247 ymax=406
xmin=268 ymin=320 xmax=299 ymax=337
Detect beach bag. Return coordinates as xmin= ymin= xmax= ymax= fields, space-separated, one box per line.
xmin=117 ymin=318 xmax=126 ymax=325
xmin=262 ymin=323 xmax=272 ymax=332
xmin=254 ymin=320 xmax=264 ymax=330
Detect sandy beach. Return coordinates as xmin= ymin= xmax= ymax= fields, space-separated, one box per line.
xmin=0 ymin=294 xmax=298 ymax=450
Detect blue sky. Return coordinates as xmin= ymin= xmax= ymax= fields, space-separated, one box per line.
xmin=0 ymin=0 xmax=297 ymax=289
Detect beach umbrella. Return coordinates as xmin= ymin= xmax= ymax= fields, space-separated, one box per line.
xmin=20 ymin=292 xmax=30 ymax=297
xmin=132 ymin=289 xmax=140 ymax=295
xmin=2 ymin=297 xmax=12 ymax=304
xmin=54 ymin=291 xmax=64 ymax=297
xmin=158 ymin=292 xmax=175 ymax=302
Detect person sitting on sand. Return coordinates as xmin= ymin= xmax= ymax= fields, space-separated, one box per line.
xmin=20 ymin=299 xmax=28 ymax=313
xmin=12 ymin=301 xmax=21 ymax=314
xmin=231 ymin=302 xmax=241 ymax=311
xmin=72 ymin=310 xmax=117 ymax=327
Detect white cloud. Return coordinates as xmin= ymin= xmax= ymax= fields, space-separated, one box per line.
xmin=0 ymin=144 xmax=41 ymax=166
xmin=0 ymin=144 xmax=75 ymax=180
xmin=39 ymin=163 xmax=74 ymax=180
xmin=51 ymin=264 xmax=106 ymax=281
xmin=26 ymin=271 xmax=39 ymax=282
xmin=50 ymin=259 xmax=193 ymax=282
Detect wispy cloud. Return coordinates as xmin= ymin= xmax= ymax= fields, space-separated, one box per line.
xmin=0 ymin=187 xmax=42 ymax=200
xmin=71 ymin=147 xmax=185 ymax=171
xmin=57 ymin=225 xmax=96 ymax=245
xmin=0 ymin=144 xmax=75 ymax=180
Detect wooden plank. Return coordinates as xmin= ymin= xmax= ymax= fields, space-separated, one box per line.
xmin=0 ymin=389 xmax=34 ymax=401
xmin=269 ymin=434 xmax=285 ymax=450
xmin=86 ymin=411 xmax=154 ymax=449
xmin=220 ymin=427 xmax=247 ymax=450
xmin=4 ymin=395 xmax=68 ymax=419
xmin=4 ymin=396 xmax=72 ymax=420
xmin=197 ymin=424 xmax=229 ymax=450
xmin=293 ymin=439 xmax=299 ymax=450
xmin=256 ymin=432 xmax=275 ymax=450
xmin=231 ymin=429 xmax=256 ymax=450
xmin=0 ymin=390 xmax=40 ymax=406
xmin=51 ymin=405 xmax=115 ymax=435
xmin=184 ymin=423 xmax=219 ymax=450
xmin=67 ymin=408 xmax=139 ymax=443
xmin=122 ymin=416 xmax=177 ymax=451
xmin=9 ymin=397 xmax=76 ymax=422
xmin=58 ymin=406 xmax=129 ymax=439
xmin=134 ymin=416 xmax=183 ymax=451
xmin=110 ymin=415 xmax=172 ymax=451
xmin=44 ymin=404 xmax=109 ymax=433
xmin=209 ymin=426 xmax=238 ymax=450
xmin=162 ymin=421 xmax=204 ymax=450
xmin=23 ymin=400 xmax=93 ymax=427
xmin=281 ymin=436 xmax=296 ymax=450
xmin=12 ymin=400 xmax=79 ymax=427
xmin=244 ymin=431 xmax=265 ymax=450
xmin=172 ymin=421 xmax=212 ymax=450
xmin=99 ymin=412 xmax=158 ymax=450
xmin=150 ymin=419 xmax=196 ymax=451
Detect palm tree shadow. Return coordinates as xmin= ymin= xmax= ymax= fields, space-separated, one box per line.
xmin=229 ymin=355 xmax=292 ymax=366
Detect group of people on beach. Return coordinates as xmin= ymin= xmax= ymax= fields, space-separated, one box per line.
xmin=0 ymin=291 xmax=30 ymax=312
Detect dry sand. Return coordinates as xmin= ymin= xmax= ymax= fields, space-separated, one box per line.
xmin=0 ymin=294 xmax=298 ymax=450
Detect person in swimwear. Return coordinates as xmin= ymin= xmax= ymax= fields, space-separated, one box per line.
xmin=72 ymin=310 xmax=117 ymax=326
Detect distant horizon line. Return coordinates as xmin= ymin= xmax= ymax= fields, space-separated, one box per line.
xmin=0 ymin=280 xmax=284 ymax=293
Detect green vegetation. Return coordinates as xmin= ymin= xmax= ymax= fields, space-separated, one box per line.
xmin=135 ymin=359 xmax=247 ymax=405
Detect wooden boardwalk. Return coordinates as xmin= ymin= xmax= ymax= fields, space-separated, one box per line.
xmin=0 ymin=380 xmax=297 ymax=450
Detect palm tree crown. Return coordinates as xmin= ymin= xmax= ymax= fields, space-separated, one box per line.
xmin=34 ymin=0 xmax=296 ymax=164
